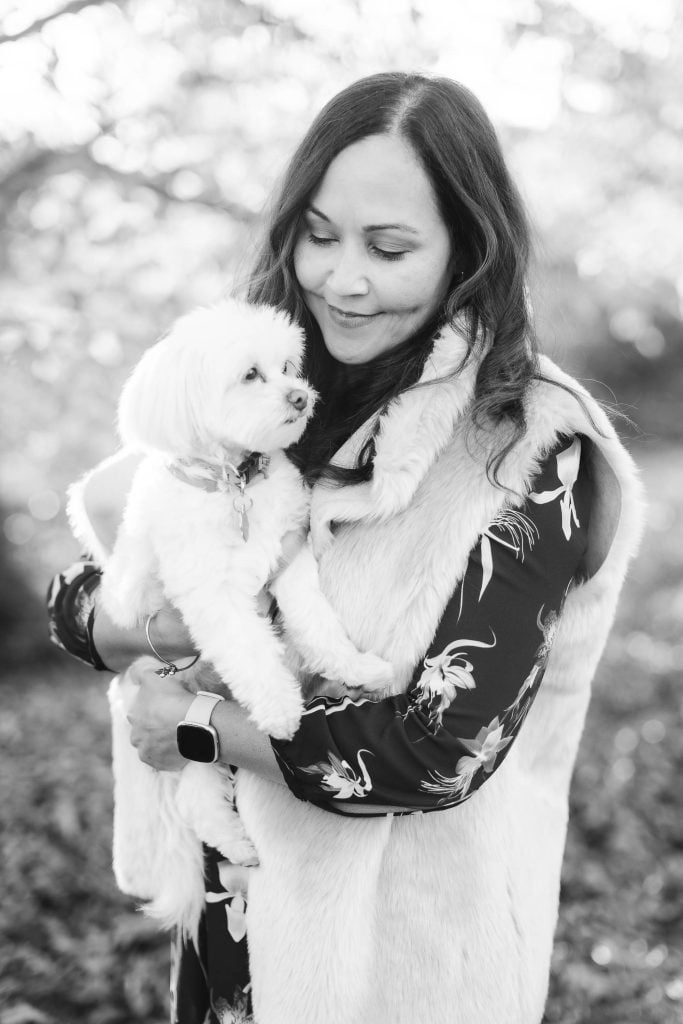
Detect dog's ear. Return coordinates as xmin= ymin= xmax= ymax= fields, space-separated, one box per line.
xmin=117 ymin=337 xmax=205 ymax=455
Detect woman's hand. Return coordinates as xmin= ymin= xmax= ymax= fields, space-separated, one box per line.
xmin=126 ymin=659 xmax=195 ymax=771
xmin=125 ymin=658 xmax=286 ymax=784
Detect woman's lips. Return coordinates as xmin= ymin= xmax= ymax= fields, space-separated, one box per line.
xmin=326 ymin=303 xmax=380 ymax=329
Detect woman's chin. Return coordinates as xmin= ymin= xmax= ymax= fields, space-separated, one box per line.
xmin=321 ymin=329 xmax=397 ymax=366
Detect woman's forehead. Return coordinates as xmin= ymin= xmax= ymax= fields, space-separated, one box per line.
xmin=309 ymin=134 xmax=444 ymax=231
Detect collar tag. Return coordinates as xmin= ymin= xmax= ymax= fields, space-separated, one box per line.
xmin=166 ymin=451 xmax=269 ymax=542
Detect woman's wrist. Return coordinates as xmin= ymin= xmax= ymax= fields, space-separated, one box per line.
xmin=145 ymin=607 xmax=198 ymax=663
xmin=91 ymin=600 xmax=148 ymax=673
xmin=213 ymin=699 xmax=286 ymax=786
xmin=91 ymin=594 xmax=197 ymax=674
xmin=90 ymin=576 xmax=277 ymax=675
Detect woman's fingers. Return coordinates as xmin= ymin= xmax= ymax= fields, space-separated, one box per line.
xmin=126 ymin=668 xmax=193 ymax=771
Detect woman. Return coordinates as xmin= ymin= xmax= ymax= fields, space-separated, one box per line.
xmin=48 ymin=73 xmax=643 ymax=1024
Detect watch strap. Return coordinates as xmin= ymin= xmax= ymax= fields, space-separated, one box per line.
xmin=183 ymin=690 xmax=225 ymax=727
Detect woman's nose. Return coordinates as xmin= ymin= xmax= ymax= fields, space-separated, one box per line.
xmin=286 ymin=389 xmax=308 ymax=411
xmin=326 ymin=245 xmax=369 ymax=297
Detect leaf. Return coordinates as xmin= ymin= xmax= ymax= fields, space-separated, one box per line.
xmin=479 ymin=535 xmax=493 ymax=601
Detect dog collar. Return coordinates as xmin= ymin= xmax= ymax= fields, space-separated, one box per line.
xmin=166 ymin=451 xmax=270 ymax=542
xmin=166 ymin=451 xmax=269 ymax=492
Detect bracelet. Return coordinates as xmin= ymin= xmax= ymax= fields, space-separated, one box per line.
xmin=145 ymin=612 xmax=200 ymax=678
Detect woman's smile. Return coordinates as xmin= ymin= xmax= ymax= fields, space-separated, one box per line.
xmin=325 ymin=302 xmax=383 ymax=329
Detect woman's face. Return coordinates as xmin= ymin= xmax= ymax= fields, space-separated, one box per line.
xmin=293 ymin=133 xmax=454 ymax=365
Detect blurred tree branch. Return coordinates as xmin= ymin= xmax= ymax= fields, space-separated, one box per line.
xmin=0 ymin=0 xmax=123 ymax=46
xmin=243 ymin=0 xmax=309 ymax=40
xmin=0 ymin=142 xmax=256 ymax=224
xmin=87 ymin=151 xmax=257 ymax=221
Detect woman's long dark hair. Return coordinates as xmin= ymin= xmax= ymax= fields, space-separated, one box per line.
xmin=246 ymin=72 xmax=541 ymax=485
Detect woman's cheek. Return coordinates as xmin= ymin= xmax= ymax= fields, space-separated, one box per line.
xmin=383 ymin=264 xmax=435 ymax=313
xmin=397 ymin=256 xmax=451 ymax=312
xmin=293 ymin=243 xmax=319 ymax=291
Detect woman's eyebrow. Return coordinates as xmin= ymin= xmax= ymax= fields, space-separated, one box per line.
xmin=306 ymin=205 xmax=420 ymax=235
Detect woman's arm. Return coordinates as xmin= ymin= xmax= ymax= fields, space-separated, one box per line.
xmin=269 ymin=434 xmax=594 ymax=816
xmin=48 ymin=561 xmax=286 ymax=782
xmin=92 ymin=595 xmax=196 ymax=674
xmin=47 ymin=558 xmax=197 ymax=674
xmin=47 ymin=559 xmax=110 ymax=670
xmin=121 ymin=435 xmax=593 ymax=803
xmin=48 ymin=449 xmax=179 ymax=674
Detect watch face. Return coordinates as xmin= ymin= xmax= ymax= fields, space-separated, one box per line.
xmin=177 ymin=723 xmax=218 ymax=763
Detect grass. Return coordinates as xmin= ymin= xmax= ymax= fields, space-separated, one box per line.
xmin=1 ymin=446 xmax=681 ymax=1024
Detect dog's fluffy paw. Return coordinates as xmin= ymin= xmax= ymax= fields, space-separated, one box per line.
xmin=310 ymin=518 xmax=334 ymax=558
xmin=344 ymin=652 xmax=394 ymax=692
xmin=214 ymin=832 xmax=260 ymax=867
xmin=250 ymin=691 xmax=304 ymax=741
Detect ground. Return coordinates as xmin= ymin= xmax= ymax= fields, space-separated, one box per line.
xmin=1 ymin=447 xmax=681 ymax=1024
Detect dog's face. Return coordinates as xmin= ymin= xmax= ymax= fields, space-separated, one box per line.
xmin=117 ymin=300 xmax=318 ymax=456
xmin=206 ymin=310 xmax=316 ymax=454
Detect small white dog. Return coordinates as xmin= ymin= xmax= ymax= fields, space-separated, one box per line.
xmin=69 ymin=299 xmax=393 ymax=937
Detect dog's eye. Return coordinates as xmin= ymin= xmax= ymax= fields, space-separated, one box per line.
xmin=244 ymin=367 xmax=261 ymax=382
xmin=283 ymin=361 xmax=298 ymax=377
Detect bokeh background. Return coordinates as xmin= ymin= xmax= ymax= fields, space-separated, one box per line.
xmin=1 ymin=1 xmax=682 ymax=1021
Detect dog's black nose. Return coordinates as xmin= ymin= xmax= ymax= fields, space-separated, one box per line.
xmin=286 ymin=389 xmax=308 ymax=411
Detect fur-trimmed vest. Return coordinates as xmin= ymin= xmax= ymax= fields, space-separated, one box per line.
xmin=234 ymin=325 xmax=644 ymax=1024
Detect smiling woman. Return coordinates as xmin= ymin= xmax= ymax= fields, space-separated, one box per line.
xmin=293 ymin=134 xmax=454 ymax=364
xmin=249 ymin=73 xmax=536 ymax=490
xmin=47 ymin=71 xmax=643 ymax=1024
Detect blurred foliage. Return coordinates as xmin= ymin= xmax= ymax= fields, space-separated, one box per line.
xmin=1 ymin=448 xmax=682 ymax=1022
xmin=0 ymin=0 xmax=681 ymax=637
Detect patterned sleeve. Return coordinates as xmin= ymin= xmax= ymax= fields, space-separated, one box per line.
xmin=46 ymin=559 xmax=111 ymax=671
xmin=270 ymin=434 xmax=592 ymax=817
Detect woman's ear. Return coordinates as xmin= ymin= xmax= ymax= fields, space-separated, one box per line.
xmin=117 ymin=338 xmax=203 ymax=455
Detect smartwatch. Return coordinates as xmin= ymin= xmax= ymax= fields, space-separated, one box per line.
xmin=176 ymin=691 xmax=225 ymax=763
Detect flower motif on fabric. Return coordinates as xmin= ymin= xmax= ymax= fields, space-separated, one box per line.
xmin=46 ymin=561 xmax=100 ymax=640
xmin=502 ymin=605 xmax=562 ymax=734
xmin=205 ymin=860 xmax=252 ymax=943
xmin=479 ymin=508 xmax=538 ymax=601
xmin=408 ymin=634 xmax=496 ymax=731
xmin=534 ymin=604 xmax=560 ymax=660
xmin=212 ymin=986 xmax=253 ymax=1024
xmin=528 ymin=436 xmax=582 ymax=540
xmin=420 ymin=716 xmax=513 ymax=803
xmin=299 ymin=749 xmax=374 ymax=799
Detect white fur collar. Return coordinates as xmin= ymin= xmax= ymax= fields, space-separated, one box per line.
xmin=309 ymin=319 xmax=478 ymax=553
xmin=309 ymin=320 xmax=640 ymax=561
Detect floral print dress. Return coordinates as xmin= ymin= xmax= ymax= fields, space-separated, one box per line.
xmin=47 ymin=434 xmax=591 ymax=1024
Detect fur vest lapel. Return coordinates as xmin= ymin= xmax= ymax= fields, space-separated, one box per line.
xmin=236 ymin=320 xmax=644 ymax=1024
xmin=308 ymin=320 xmax=479 ymax=544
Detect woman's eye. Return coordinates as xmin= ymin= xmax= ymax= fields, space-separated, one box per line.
xmin=371 ymin=245 xmax=407 ymax=262
xmin=307 ymin=230 xmax=406 ymax=261
xmin=307 ymin=232 xmax=336 ymax=247
xmin=243 ymin=367 xmax=260 ymax=382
